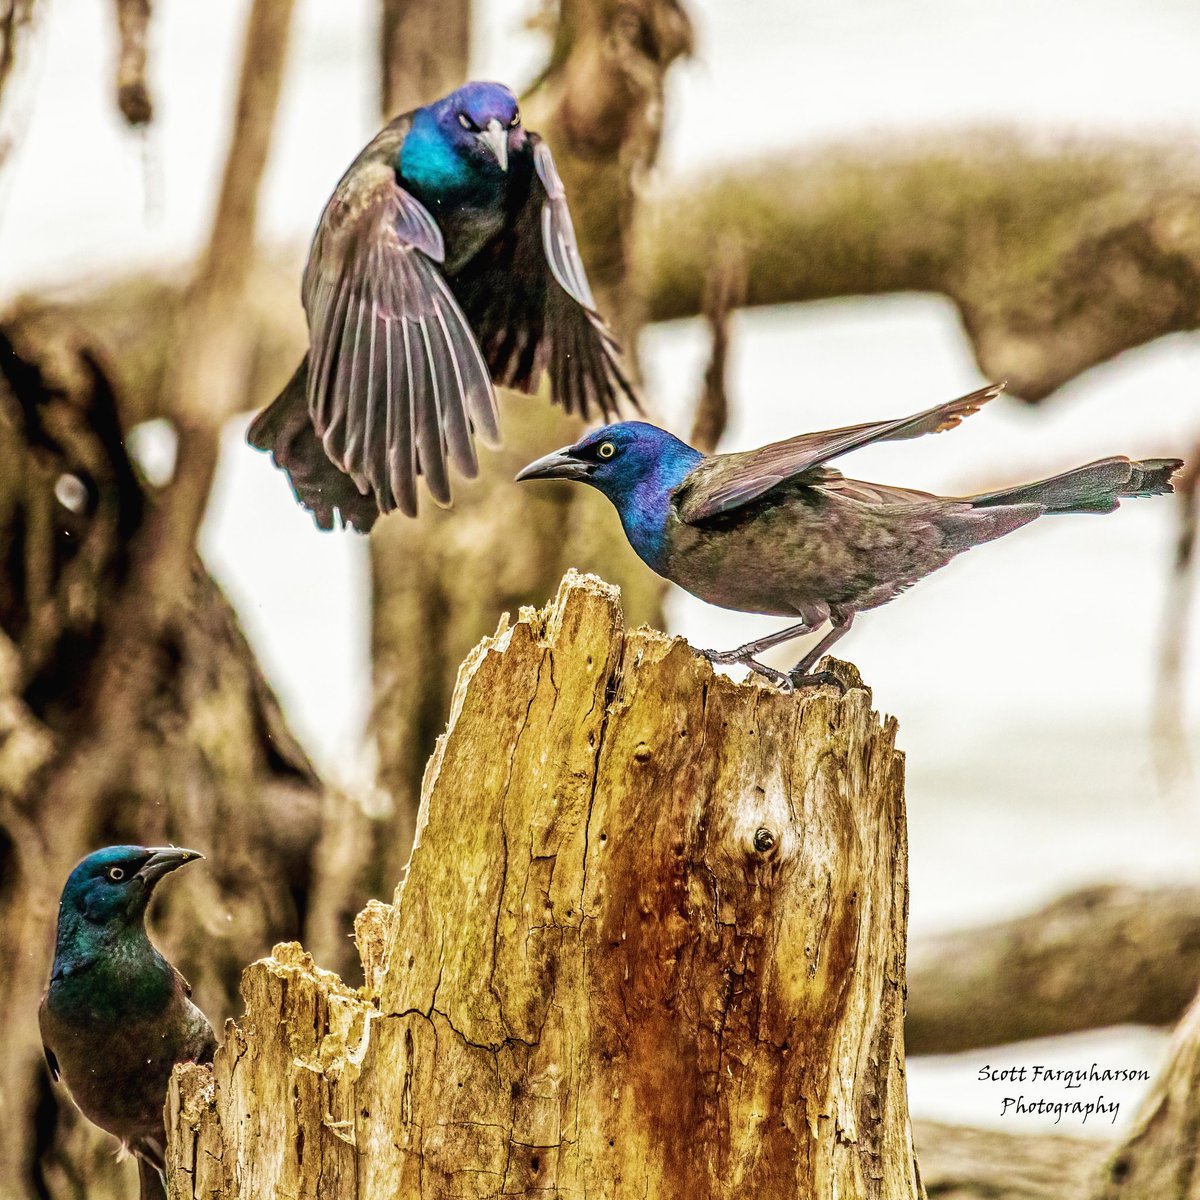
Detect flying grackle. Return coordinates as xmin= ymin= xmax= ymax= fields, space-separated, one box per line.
xmin=40 ymin=846 xmax=215 ymax=1200
xmin=248 ymin=80 xmax=636 ymax=532
xmin=516 ymin=383 xmax=1183 ymax=689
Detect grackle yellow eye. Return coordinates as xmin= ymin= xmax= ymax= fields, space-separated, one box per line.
xmin=510 ymin=112 xmax=521 ymax=128
xmin=458 ymin=113 xmax=476 ymax=131
xmin=107 ymin=867 xmax=125 ymax=882
xmin=598 ymin=442 xmax=616 ymax=460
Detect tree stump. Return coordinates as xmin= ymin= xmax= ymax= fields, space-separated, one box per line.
xmin=167 ymin=572 xmax=919 ymax=1199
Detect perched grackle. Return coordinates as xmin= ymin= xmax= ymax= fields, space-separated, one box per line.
xmin=40 ymin=846 xmax=215 ymax=1200
xmin=248 ymin=80 xmax=636 ymax=531
xmin=516 ymin=384 xmax=1183 ymax=689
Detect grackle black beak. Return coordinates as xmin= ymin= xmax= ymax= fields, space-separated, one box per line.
xmin=515 ymin=448 xmax=591 ymax=483
xmin=135 ymin=847 xmax=204 ymax=886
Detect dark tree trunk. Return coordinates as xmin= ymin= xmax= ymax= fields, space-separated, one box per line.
xmin=0 ymin=330 xmax=355 ymax=1200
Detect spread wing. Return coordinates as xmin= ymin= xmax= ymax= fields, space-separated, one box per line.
xmin=676 ymin=383 xmax=1002 ymax=524
xmin=452 ymin=135 xmax=638 ymax=421
xmin=303 ymin=121 xmax=499 ymax=518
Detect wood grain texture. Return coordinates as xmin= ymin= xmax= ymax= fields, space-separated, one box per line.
xmin=168 ymin=571 xmax=920 ymax=1199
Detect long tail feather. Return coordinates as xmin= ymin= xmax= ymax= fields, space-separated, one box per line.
xmin=246 ymin=357 xmax=381 ymax=532
xmin=970 ymin=456 xmax=1183 ymax=515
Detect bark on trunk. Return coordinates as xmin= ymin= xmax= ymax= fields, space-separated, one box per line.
xmin=1091 ymin=991 xmax=1200 ymax=1199
xmin=0 ymin=329 xmax=360 ymax=1200
xmin=907 ymin=886 xmax=1200 ymax=1055
xmin=167 ymin=572 xmax=920 ymax=1199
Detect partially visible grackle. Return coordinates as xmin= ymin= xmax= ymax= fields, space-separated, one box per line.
xmin=40 ymin=846 xmax=215 ymax=1200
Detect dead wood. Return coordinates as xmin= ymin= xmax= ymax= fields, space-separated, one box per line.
xmin=167 ymin=572 xmax=919 ymax=1199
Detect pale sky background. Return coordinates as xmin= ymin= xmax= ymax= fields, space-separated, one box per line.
xmin=2 ymin=0 xmax=1199 ymax=1136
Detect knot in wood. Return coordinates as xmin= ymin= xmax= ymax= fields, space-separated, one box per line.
xmin=632 ymin=741 xmax=653 ymax=763
xmin=753 ymin=826 xmax=777 ymax=854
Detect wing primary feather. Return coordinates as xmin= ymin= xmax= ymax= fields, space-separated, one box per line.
xmin=431 ymin=271 xmax=500 ymax=447
xmin=415 ymin=315 xmax=451 ymax=505
xmin=307 ymin=280 xmax=336 ymax=431
xmin=348 ymin=309 xmax=379 ymax=496
xmin=387 ymin=318 xmax=416 ymax=517
xmin=371 ymin=316 xmax=397 ymax=513
xmin=314 ymin=276 xmax=352 ymax=452
xmin=340 ymin=287 xmax=370 ymax=472
xmin=431 ymin=298 xmax=478 ymax=477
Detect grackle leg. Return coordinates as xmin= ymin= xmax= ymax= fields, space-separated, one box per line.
xmin=699 ymin=620 xmax=823 ymax=692
xmin=699 ymin=621 xmax=814 ymax=667
xmin=788 ymin=613 xmax=855 ymax=689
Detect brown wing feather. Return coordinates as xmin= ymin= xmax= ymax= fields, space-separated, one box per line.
xmin=450 ymin=135 xmax=639 ymax=422
xmin=676 ymin=383 xmax=1003 ymax=524
xmin=303 ymin=124 xmax=498 ymax=517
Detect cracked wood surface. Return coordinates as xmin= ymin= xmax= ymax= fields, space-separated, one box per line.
xmin=166 ymin=571 xmax=919 ymax=1199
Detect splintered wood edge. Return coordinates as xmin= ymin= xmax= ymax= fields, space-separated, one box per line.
xmin=411 ymin=571 xmax=889 ymax=892
xmin=406 ymin=572 xmax=887 ymax=886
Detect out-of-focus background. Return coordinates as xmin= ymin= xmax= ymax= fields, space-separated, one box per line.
xmin=1 ymin=0 xmax=1198 ymax=1196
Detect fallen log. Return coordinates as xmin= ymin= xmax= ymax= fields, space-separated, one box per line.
xmin=907 ymin=885 xmax=1200 ymax=1055
xmin=914 ymin=1120 xmax=1106 ymax=1200
xmin=167 ymin=572 xmax=920 ymax=1198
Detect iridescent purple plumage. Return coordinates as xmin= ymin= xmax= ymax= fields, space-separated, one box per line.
xmin=517 ymin=385 xmax=1184 ymax=689
xmin=248 ymin=81 xmax=637 ymax=531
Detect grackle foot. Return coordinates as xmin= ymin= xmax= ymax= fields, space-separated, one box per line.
xmin=743 ymin=657 xmax=795 ymax=690
xmin=786 ymin=668 xmax=846 ymax=694
xmin=698 ymin=646 xmax=795 ymax=690
xmin=698 ymin=646 xmax=748 ymax=667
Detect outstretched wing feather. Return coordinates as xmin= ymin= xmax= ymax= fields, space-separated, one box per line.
xmin=677 ymin=383 xmax=1004 ymax=524
xmin=305 ymin=161 xmax=497 ymax=516
xmin=451 ymin=135 xmax=639 ymax=422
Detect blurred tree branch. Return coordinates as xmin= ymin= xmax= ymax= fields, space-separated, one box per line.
xmin=112 ymin=0 xmax=152 ymax=126
xmin=0 ymin=0 xmax=36 ymax=116
xmin=689 ymin=238 xmax=744 ymax=453
xmin=147 ymin=0 xmax=294 ymax=612
xmin=1154 ymin=445 xmax=1199 ymax=788
xmin=32 ymin=0 xmax=299 ymax=895
xmin=907 ymin=886 xmax=1200 ymax=1055
xmin=637 ymin=130 xmax=1200 ymax=402
xmin=526 ymin=0 xmax=693 ymax=349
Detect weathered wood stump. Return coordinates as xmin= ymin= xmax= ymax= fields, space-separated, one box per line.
xmin=167 ymin=572 xmax=919 ymax=1198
